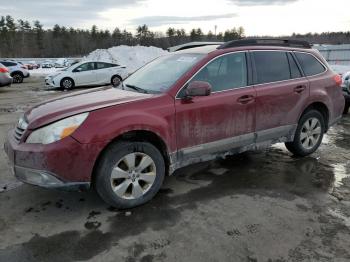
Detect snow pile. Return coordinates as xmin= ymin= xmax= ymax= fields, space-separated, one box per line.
xmin=84 ymin=45 xmax=168 ymax=73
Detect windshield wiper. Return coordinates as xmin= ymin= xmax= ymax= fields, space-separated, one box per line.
xmin=125 ymin=84 xmax=149 ymax=94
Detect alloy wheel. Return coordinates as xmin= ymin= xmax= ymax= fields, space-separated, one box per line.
xmin=63 ymin=79 xmax=72 ymax=89
xmin=13 ymin=74 xmax=22 ymax=83
xmin=300 ymin=117 xmax=322 ymax=150
xmin=110 ymin=152 xmax=156 ymax=200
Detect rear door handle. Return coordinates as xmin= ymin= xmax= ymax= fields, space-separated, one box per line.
xmin=294 ymin=85 xmax=306 ymax=93
xmin=237 ymin=95 xmax=255 ymax=104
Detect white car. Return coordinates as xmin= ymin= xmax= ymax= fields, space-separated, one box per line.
xmin=45 ymin=61 xmax=128 ymax=90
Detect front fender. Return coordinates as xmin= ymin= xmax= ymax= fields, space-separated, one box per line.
xmin=72 ymin=95 xmax=176 ymax=152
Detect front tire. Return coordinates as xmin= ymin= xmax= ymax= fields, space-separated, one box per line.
xmin=95 ymin=141 xmax=165 ymax=209
xmin=60 ymin=78 xmax=74 ymax=90
xmin=285 ymin=110 xmax=325 ymax=157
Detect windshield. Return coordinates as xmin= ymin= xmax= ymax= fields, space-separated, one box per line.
xmin=123 ymin=53 xmax=204 ymax=93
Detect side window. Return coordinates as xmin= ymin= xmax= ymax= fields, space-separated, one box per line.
xmin=287 ymin=53 xmax=302 ymax=79
xmin=253 ymin=51 xmax=290 ymax=84
xmin=295 ymin=52 xmax=326 ymax=76
xmin=96 ymin=62 xmax=111 ymax=69
xmin=2 ymin=62 xmax=15 ymax=67
xmin=74 ymin=62 xmax=94 ymax=72
xmin=189 ymin=52 xmax=247 ymax=92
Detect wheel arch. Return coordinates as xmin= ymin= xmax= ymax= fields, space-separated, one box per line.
xmin=60 ymin=77 xmax=75 ymax=88
xmin=111 ymin=74 xmax=122 ymax=81
xmin=300 ymin=102 xmax=329 ymax=131
xmin=91 ymin=129 xmax=171 ymax=187
xmin=10 ymin=70 xmax=24 ymax=77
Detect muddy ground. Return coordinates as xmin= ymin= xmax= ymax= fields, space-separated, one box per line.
xmin=0 ymin=77 xmax=349 ymax=262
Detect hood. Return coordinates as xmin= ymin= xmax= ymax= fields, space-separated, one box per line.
xmin=25 ymin=87 xmax=152 ymax=129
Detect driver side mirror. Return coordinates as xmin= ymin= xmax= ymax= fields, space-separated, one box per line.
xmin=74 ymin=67 xmax=82 ymax=73
xmin=185 ymin=81 xmax=211 ymax=98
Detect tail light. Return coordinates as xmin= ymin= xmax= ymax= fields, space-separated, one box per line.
xmin=0 ymin=67 xmax=9 ymax=73
xmin=333 ymin=74 xmax=342 ymax=87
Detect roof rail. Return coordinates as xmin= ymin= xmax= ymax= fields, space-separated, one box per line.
xmin=217 ymin=38 xmax=312 ymax=49
xmin=168 ymin=42 xmax=224 ymax=52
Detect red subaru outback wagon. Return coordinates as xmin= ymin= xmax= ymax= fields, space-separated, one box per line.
xmin=4 ymin=39 xmax=344 ymax=208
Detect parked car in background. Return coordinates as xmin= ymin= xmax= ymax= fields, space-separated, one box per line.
xmin=25 ymin=61 xmax=39 ymax=70
xmin=45 ymin=61 xmax=128 ymax=90
xmin=54 ymin=58 xmax=69 ymax=68
xmin=342 ymin=71 xmax=350 ymax=113
xmin=5 ymin=39 xmax=345 ymax=208
xmin=0 ymin=60 xmax=30 ymax=83
xmin=42 ymin=60 xmax=54 ymax=68
xmin=0 ymin=63 xmax=12 ymax=87
xmin=330 ymin=65 xmax=350 ymax=114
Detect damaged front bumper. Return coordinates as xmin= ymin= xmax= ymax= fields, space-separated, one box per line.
xmin=13 ymin=165 xmax=90 ymax=191
xmin=3 ymin=129 xmax=100 ymax=191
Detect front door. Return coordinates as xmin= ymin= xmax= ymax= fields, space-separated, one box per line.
xmin=175 ymin=52 xmax=256 ymax=161
xmin=73 ymin=62 xmax=97 ymax=86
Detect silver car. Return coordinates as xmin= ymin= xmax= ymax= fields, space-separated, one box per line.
xmin=0 ymin=63 xmax=12 ymax=87
xmin=0 ymin=60 xmax=30 ymax=83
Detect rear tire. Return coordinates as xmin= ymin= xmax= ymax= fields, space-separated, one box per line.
xmin=95 ymin=141 xmax=165 ymax=209
xmin=12 ymin=73 xmax=23 ymax=83
xmin=60 ymin=77 xmax=74 ymax=90
xmin=285 ymin=110 xmax=325 ymax=157
xmin=111 ymin=75 xmax=122 ymax=87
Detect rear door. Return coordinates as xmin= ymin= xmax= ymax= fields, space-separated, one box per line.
xmin=72 ymin=62 xmax=96 ymax=86
xmin=251 ymin=50 xmax=310 ymax=142
xmin=95 ymin=62 xmax=114 ymax=84
xmin=175 ymin=52 xmax=256 ymax=159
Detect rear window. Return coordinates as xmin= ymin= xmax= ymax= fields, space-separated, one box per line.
xmin=295 ymin=52 xmax=326 ymax=76
xmin=253 ymin=51 xmax=290 ymax=84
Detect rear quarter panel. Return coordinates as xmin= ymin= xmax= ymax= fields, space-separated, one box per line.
xmin=305 ymin=70 xmax=344 ymax=124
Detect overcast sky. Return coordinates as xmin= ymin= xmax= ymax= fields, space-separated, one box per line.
xmin=1 ymin=0 xmax=349 ymax=36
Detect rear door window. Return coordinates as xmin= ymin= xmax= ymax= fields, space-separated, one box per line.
xmin=253 ymin=51 xmax=290 ymax=84
xmin=295 ymin=52 xmax=326 ymax=76
xmin=96 ymin=62 xmax=113 ymax=69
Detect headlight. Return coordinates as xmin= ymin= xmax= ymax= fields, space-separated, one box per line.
xmin=26 ymin=113 xmax=89 ymax=144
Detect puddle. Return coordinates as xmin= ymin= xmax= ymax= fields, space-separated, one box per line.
xmin=332 ymin=163 xmax=350 ymax=188
xmin=328 ymin=208 xmax=350 ymax=228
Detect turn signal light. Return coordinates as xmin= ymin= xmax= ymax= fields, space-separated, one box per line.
xmin=60 ymin=125 xmax=79 ymax=139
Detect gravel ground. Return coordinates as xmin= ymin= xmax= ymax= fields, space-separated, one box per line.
xmin=0 ymin=77 xmax=349 ymax=262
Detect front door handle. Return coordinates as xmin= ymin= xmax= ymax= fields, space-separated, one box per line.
xmin=294 ymin=85 xmax=306 ymax=93
xmin=237 ymin=95 xmax=255 ymax=104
